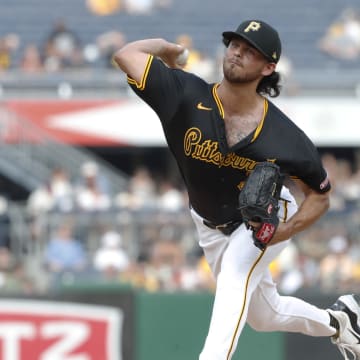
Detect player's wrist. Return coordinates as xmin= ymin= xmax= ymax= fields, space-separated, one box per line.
xmin=277 ymin=221 xmax=294 ymax=241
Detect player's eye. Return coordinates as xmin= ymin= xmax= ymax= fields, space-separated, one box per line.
xmin=229 ymin=41 xmax=240 ymax=50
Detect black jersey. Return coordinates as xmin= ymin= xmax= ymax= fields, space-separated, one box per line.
xmin=128 ymin=56 xmax=330 ymax=224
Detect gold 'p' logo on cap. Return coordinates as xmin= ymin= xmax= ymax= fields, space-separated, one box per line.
xmin=244 ymin=21 xmax=261 ymax=32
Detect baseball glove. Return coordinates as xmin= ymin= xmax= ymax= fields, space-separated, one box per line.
xmin=238 ymin=162 xmax=283 ymax=250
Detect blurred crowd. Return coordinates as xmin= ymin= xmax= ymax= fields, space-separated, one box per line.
xmin=318 ymin=7 xmax=360 ymax=61
xmin=0 ymin=19 xmax=218 ymax=81
xmin=0 ymin=6 xmax=358 ymax=98
xmin=0 ymin=18 xmax=301 ymax=93
xmin=0 ymin=3 xmax=359 ymax=296
xmin=0 ymin=152 xmax=358 ymax=296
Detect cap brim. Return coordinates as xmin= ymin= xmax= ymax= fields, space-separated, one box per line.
xmin=222 ymin=31 xmax=273 ymax=62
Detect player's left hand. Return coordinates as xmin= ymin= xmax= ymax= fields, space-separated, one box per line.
xmin=265 ymin=222 xmax=291 ymax=245
xmin=248 ymin=221 xmax=291 ymax=247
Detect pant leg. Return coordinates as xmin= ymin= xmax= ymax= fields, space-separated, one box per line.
xmin=191 ymin=209 xmax=290 ymax=360
xmin=190 ymin=186 xmax=323 ymax=360
xmin=247 ymin=269 xmax=335 ymax=336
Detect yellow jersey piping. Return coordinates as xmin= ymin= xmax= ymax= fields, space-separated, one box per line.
xmin=127 ymin=54 xmax=153 ymax=90
xmin=226 ymin=250 xmax=266 ymax=359
xmin=212 ymin=85 xmax=268 ymax=143
xmin=283 ymin=200 xmax=288 ymax=222
xmin=279 ymin=199 xmax=289 ymax=223
xmin=251 ymin=99 xmax=267 ymax=142
xmin=212 ymin=84 xmax=224 ymax=118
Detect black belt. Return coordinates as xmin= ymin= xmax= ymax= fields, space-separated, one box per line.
xmin=203 ymin=219 xmax=243 ymax=236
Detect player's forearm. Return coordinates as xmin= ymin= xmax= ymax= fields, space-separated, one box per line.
xmin=114 ymin=38 xmax=173 ymax=59
xmin=112 ymin=38 xmax=184 ymax=78
xmin=279 ymin=191 xmax=329 ymax=241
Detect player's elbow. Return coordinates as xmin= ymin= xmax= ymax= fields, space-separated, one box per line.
xmin=310 ymin=191 xmax=330 ymax=221
xmin=111 ymin=47 xmax=127 ymax=70
xmin=319 ymin=191 xmax=330 ymax=213
xmin=324 ymin=193 xmax=330 ymax=211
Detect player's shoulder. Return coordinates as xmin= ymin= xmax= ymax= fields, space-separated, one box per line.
xmin=177 ymin=70 xmax=213 ymax=98
xmin=267 ymin=100 xmax=304 ymax=133
xmin=153 ymin=57 xmax=208 ymax=82
xmin=267 ymin=100 xmax=292 ymax=123
xmin=267 ymin=99 xmax=316 ymax=148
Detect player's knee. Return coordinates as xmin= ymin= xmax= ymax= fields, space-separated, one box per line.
xmin=247 ymin=315 xmax=276 ymax=332
xmin=247 ymin=318 xmax=265 ymax=331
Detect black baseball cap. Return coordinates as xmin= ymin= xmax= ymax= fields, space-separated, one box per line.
xmin=222 ymin=20 xmax=281 ymax=63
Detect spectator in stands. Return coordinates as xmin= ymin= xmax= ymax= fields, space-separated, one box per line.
xmin=157 ymin=179 xmax=186 ymax=211
xmin=75 ymin=161 xmax=111 ymax=211
xmin=276 ymin=54 xmax=299 ymax=95
xmin=0 ymin=246 xmax=16 ymax=287
xmin=175 ymin=34 xmax=215 ymax=79
xmin=84 ymin=30 xmax=127 ymax=68
xmin=86 ymin=0 xmax=121 ymax=16
xmin=123 ymin=0 xmax=155 ymax=14
xmin=115 ymin=166 xmax=157 ymax=209
xmin=0 ymin=33 xmax=20 ymax=71
xmin=318 ymin=7 xmax=360 ymax=61
xmin=319 ymin=234 xmax=354 ymax=293
xmin=144 ymin=238 xmax=185 ymax=291
xmin=43 ymin=19 xmax=84 ymax=71
xmin=20 ymin=43 xmax=44 ymax=73
xmin=179 ymin=250 xmax=216 ymax=291
xmin=27 ymin=166 xmax=74 ymax=215
xmin=93 ymin=230 xmax=130 ymax=279
xmin=44 ymin=223 xmax=87 ymax=273
xmin=49 ymin=167 xmax=74 ymax=212
xmin=27 ymin=183 xmax=55 ymax=215
xmin=97 ymin=30 xmax=127 ymax=67
xmin=0 ymin=247 xmax=36 ymax=294
xmin=321 ymin=153 xmax=347 ymax=211
xmin=336 ymin=160 xmax=360 ymax=207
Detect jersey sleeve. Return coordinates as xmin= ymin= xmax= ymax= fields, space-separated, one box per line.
xmin=127 ymin=55 xmax=187 ymax=124
xmin=291 ymin=133 xmax=331 ymax=193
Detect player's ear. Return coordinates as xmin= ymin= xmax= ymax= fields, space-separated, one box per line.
xmin=261 ymin=62 xmax=276 ymax=76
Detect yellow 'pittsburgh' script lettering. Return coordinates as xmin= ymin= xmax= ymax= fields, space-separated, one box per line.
xmin=183 ymin=127 xmax=257 ymax=171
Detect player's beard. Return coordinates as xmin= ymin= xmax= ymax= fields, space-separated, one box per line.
xmin=223 ymin=61 xmax=262 ymax=85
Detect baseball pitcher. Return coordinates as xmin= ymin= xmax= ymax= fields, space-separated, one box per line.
xmin=113 ymin=19 xmax=360 ymax=360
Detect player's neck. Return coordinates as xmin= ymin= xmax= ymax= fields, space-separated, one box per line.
xmin=217 ymin=80 xmax=263 ymax=115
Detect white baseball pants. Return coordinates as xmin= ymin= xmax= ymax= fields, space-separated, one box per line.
xmin=190 ymin=187 xmax=335 ymax=360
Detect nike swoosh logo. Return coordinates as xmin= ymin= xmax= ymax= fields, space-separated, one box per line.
xmin=197 ymin=102 xmax=212 ymax=111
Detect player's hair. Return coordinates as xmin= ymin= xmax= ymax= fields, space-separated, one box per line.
xmin=257 ymin=71 xmax=281 ymax=97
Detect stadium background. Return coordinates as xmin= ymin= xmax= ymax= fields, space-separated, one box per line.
xmin=0 ymin=0 xmax=358 ymax=359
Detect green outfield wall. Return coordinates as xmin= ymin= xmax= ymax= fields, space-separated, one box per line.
xmin=135 ymin=291 xmax=284 ymax=360
xmin=0 ymin=286 xmax=342 ymax=360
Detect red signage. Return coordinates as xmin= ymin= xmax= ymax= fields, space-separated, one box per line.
xmin=2 ymin=99 xmax=165 ymax=146
xmin=0 ymin=300 xmax=122 ymax=360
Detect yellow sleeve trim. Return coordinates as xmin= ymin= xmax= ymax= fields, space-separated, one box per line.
xmin=127 ymin=54 xmax=154 ymax=91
